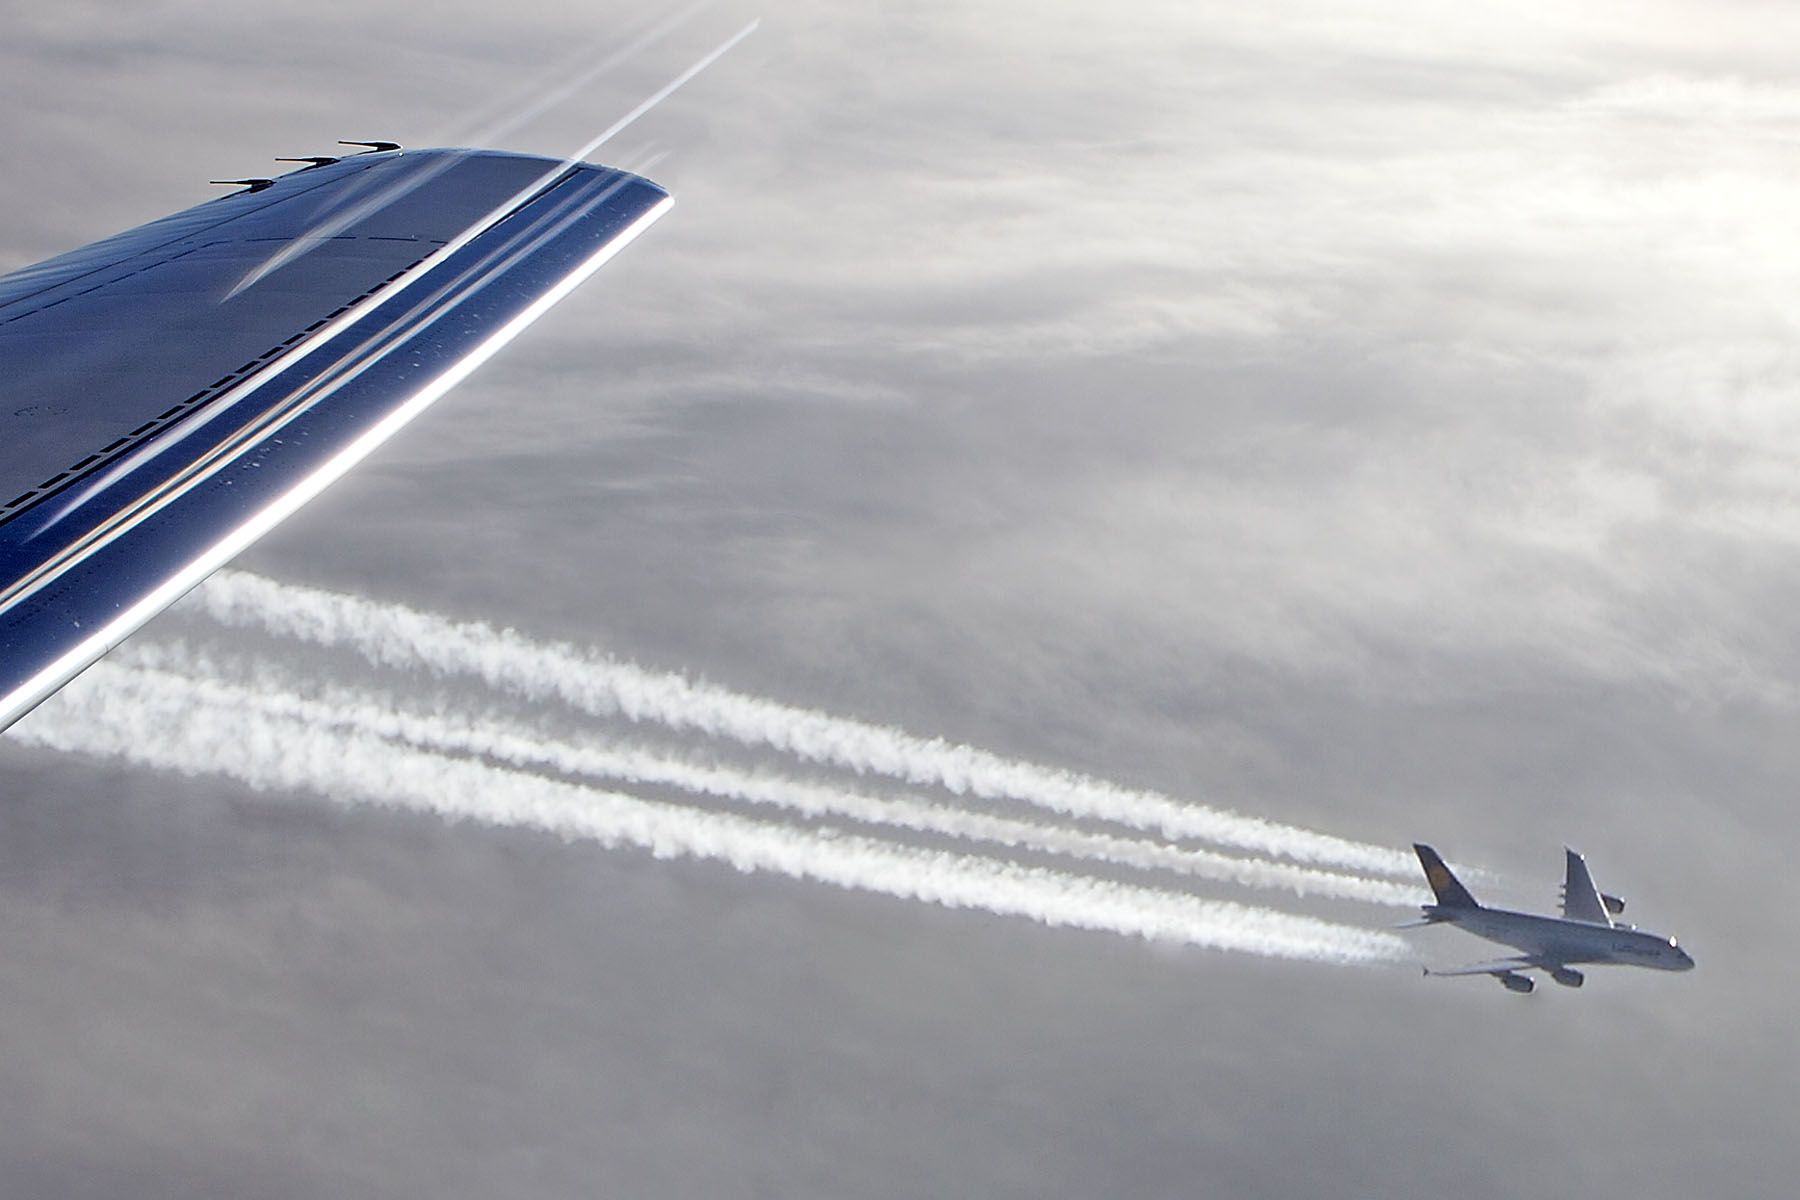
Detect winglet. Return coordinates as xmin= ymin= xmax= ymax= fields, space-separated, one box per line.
xmin=1414 ymin=843 xmax=1480 ymax=909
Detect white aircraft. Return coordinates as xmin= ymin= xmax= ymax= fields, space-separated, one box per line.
xmin=1407 ymin=844 xmax=1693 ymax=993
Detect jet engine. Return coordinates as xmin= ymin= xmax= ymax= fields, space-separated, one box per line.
xmin=1549 ymin=967 xmax=1585 ymax=988
xmin=1601 ymin=893 xmax=1625 ymax=916
xmin=1497 ymin=972 xmax=1535 ymax=994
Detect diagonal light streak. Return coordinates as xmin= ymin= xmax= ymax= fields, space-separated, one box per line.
xmin=224 ymin=16 xmax=756 ymax=301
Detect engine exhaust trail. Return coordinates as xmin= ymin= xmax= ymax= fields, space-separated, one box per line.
xmin=184 ymin=571 xmax=1416 ymax=878
xmin=113 ymin=642 xmax=1424 ymax=907
xmin=11 ymin=663 xmax=1409 ymax=967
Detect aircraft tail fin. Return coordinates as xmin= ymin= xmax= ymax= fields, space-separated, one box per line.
xmin=1413 ymin=844 xmax=1480 ymax=909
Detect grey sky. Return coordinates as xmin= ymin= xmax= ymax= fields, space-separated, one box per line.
xmin=1 ymin=1 xmax=1796 ymax=1195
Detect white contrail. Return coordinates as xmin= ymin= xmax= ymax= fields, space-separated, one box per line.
xmin=11 ymin=663 xmax=1408 ymax=966
xmin=184 ymin=571 xmax=1416 ymax=877
xmin=113 ymin=642 xmax=1424 ymax=907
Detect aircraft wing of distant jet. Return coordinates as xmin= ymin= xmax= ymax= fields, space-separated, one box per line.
xmin=0 ymin=146 xmax=669 ymax=733
xmin=1408 ymin=843 xmax=1693 ymax=993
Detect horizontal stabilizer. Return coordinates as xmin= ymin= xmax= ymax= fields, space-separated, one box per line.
xmin=1423 ymin=957 xmax=1533 ymax=978
xmin=1394 ymin=914 xmax=1453 ymax=929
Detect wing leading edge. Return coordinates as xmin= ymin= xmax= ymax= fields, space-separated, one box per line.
xmin=0 ymin=148 xmax=669 ymax=732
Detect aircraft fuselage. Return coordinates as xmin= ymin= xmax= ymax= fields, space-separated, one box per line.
xmin=1425 ymin=904 xmax=1693 ymax=972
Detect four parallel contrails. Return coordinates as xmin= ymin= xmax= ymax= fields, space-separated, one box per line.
xmin=110 ymin=640 xmax=1424 ymax=909
xmin=15 ymin=660 xmax=1407 ymax=966
xmin=12 ymin=571 xmax=1424 ymax=967
xmin=186 ymin=571 xmax=1417 ymax=879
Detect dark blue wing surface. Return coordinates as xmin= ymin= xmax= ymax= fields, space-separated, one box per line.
xmin=0 ymin=148 xmax=669 ymax=731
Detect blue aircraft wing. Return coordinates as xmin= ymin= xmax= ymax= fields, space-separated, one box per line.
xmin=0 ymin=147 xmax=670 ymax=731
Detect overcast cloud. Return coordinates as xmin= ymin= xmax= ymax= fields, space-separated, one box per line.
xmin=1 ymin=1 xmax=1796 ymax=1196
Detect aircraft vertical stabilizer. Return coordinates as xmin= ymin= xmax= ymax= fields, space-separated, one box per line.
xmin=1413 ymin=844 xmax=1480 ymax=909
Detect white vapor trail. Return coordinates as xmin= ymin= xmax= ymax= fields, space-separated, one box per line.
xmin=11 ymin=663 xmax=1408 ymax=967
xmin=185 ymin=571 xmax=1416 ymax=878
xmin=112 ymin=643 xmax=1424 ymax=908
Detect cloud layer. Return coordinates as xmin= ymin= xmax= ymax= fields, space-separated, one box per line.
xmin=1 ymin=2 xmax=1796 ymax=1197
